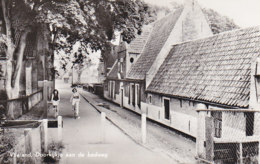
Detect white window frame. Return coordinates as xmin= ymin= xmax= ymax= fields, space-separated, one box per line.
xmin=112 ymin=81 xmax=115 ymax=99
xmin=120 ymin=62 xmax=123 ymax=73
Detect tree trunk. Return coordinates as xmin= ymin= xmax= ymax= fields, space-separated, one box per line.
xmin=6 ymin=31 xmax=29 ymax=119
xmin=2 ymin=0 xmax=30 ymax=119
xmin=77 ymin=70 xmax=82 ymax=84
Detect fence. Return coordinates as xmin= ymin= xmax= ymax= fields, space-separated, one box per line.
xmin=0 ymin=90 xmax=43 ymax=119
xmin=214 ymin=142 xmax=259 ymax=164
xmin=0 ymin=118 xmax=63 ymax=164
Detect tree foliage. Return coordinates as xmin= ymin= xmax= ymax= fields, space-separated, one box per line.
xmin=29 ymin=0 xmax=151 ymax=53
xmin=0 ymin=0 xmax=150 ymax=118
xmin=1 ymin=0 xmax=150 ymax=85
xmin=202 ymin=8 xmax=239 ymax=34
xmin=152 ymin=2 xmax=239 ymax=35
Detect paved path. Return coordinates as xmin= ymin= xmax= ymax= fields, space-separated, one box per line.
xmin=79 ymin=89 xmax=196 ymax=164
xmin=56 ymin=82 xmax=173 ymax=164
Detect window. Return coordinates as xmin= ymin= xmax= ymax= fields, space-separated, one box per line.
xmin=130 ymin=57 xmax=134 ymax=63
xmin=136 ymin=84 xmax=140 ymax=108
xmin=245 ymin=112 xmax=254 ymax=136
xmin=120 ymin=63 xmax=123 ymax=72
xmin=109 ymin=81 xmax=116 ymax=99
xmin=211 ymin=112 xmax=222 ymax=138
xmin=128 ymin=86 xmax=130 ymax=104
xmin=148 ymin=95 xmax=152 ymax=104
xmin=193 ymin=101 xmax=196 ymax=107
xmin=113 ymin=81 xmax=116 ymax=99
xmin=131 ymin=84 xmax=135 ymax=106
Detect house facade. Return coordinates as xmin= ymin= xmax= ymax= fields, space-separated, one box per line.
xmin=104 ymin=26 xmax=151 ymax=109
xmin=102 ymin=0 xmax=260 ymax=162
xmin=146 ymin=26 xmax=260 ymax=163
xmin=104 ymin=0 xmax=213 ymax=124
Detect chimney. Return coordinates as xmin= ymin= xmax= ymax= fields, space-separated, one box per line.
xmin=184 ymin=0 xmax=196 ymax=11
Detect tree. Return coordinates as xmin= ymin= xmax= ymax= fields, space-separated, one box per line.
xmin=151 ymin=2 xmax=239 ymax=34
xmin=202 ymin=8 xmax=239 ymax=34
xmin=33 ymin=0 xmax=151 ymax=51
xmin=71 ymin=49 xmax=92 ymax=84
xmin=1 ymin=0 xmax=40 ymax=118
xmin=1 ymin=0 xmax=150 ymax=118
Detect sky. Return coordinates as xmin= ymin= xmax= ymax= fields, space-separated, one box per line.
xmin=144 ymin=0 xmax=260 ymax=28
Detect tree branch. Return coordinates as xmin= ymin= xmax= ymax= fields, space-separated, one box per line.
xmin=2 ymin=0 xmax=15 ymax=92
xmin=13 ymin=30 xmax=30 ymax=91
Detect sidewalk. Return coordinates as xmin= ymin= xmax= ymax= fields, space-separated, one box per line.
xmin=79 ymin=89 xmax=196 ymax=164
xmin=56 ymin=82 xmax=174 ymax=164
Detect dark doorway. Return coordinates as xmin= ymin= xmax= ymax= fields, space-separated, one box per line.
xmin=128 ymin=85 xmax=130 ymax=104
xmin=245 ymin=112 xmax=254 ymax=136
xmin=121 ymin=89 xmax=124 ymax=107
xmin=132 ymin=84 xmax=135 ymax=106
xmin=132 ymin=85 xmax=135 ymax=106
xmin=164 ymin=99 xmax=170 ymax=120
xmin=110 ymin=82 xmax=114 ymax=99
xmin=136 ymin=85 xmax=140 ymax=108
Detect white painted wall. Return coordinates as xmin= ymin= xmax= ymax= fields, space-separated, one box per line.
xmin=171 ymin=111 xmax=197 ymax=136
xmin=123 ymin=96 xmax=138 ymax=112
xmin=142 ymin=101 xmax=198 ymax=137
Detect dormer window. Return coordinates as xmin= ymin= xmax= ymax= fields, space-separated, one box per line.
xmin=130 ymin=57 xmax=134 ymax=63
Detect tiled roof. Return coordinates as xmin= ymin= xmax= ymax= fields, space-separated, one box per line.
xmin=128 ymin=27 xmax=151 ymax=54
xmin=147 ymin=26 xmax=260 ymax=108
xmin=127 ymin=8 xmax=183 ymax=80
xmin=107 ymin=60 xmax=118 ymax=79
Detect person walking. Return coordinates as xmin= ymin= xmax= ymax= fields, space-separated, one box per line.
xmin=51 ymin=89 xmax=60 ymax=118
xmin=70 ymin=88 xmax=80 ymax=119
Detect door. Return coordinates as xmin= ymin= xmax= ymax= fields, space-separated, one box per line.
xmin=245 ymin=112 xmax=254 ymax=136
xmin=132 ymin=84 xmax=135 ymax=106
xmin=136 ymin=85 xmax=140 ymax=108
xmin=164 ymin=99 xmax=170 ymax=120
xmin=121 ymin=89 xmax=124 ymax=107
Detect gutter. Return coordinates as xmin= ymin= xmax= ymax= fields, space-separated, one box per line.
xmin=145 ymin=90 xmax=248 ymax=109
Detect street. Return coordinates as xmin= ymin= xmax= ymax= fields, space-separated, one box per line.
xmin=55 ymin=81 xmax=174 ymax=164
xmin=79 ymin=85 xmax=196 ymax=164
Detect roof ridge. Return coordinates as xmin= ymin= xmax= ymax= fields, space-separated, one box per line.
xmin=171 ymin=26 xmax=260 ymax=47
xmin=107 ymin=59 xmax=118 ymax=78
xmin=126 ymin=8 xmax=184 ymax=79
xmin=147 ymin=25 xmax=260 ymax=108
xmin=150 ymin=7 xmax=184 ymax=25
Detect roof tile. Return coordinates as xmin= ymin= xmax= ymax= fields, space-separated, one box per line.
xmin=127 ymin=8 xmax=184 ymax=80
xmin=147 ymin=26 xmax=260 ymax=108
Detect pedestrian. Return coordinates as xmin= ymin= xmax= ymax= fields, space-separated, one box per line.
xmin=0 ymin=105 xmax=6 ymax=120
xmin=51 ymin=89 xmax=60 ymax=118
xmin=70 ymin=88 xmax=80 ymax=119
